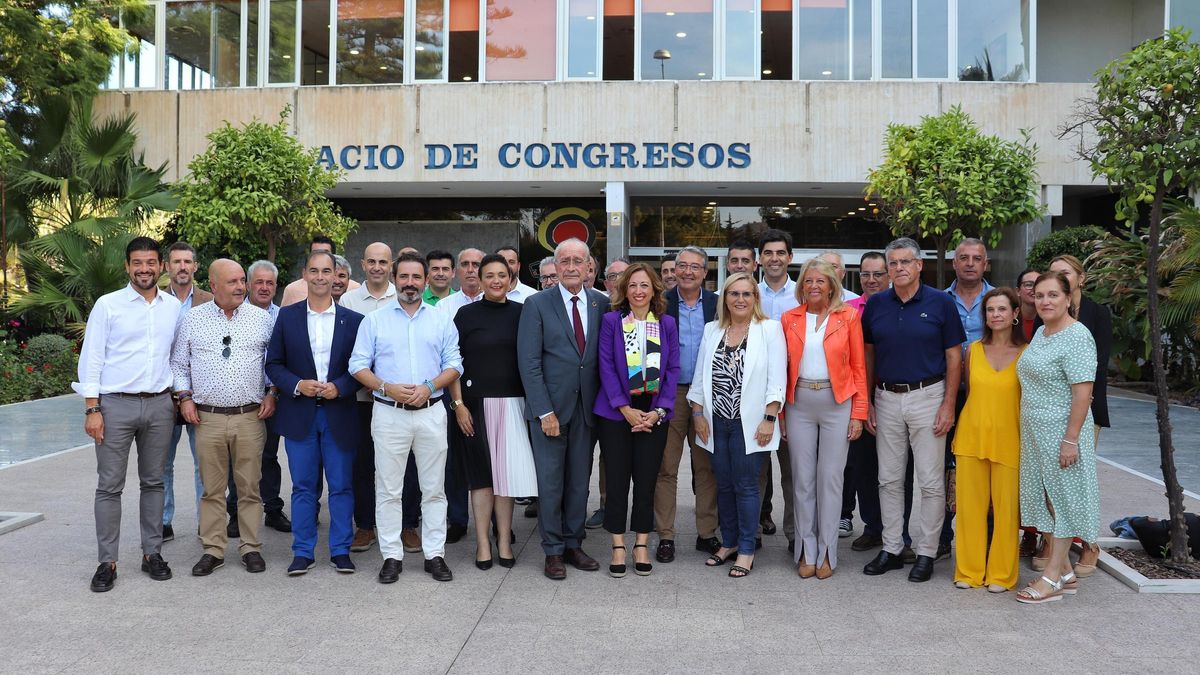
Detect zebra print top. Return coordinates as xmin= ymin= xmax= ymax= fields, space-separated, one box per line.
xmin=711 ymin=333 xmax=747 ymax=420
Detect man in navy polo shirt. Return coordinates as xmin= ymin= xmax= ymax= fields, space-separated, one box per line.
xmin=861 ymin=237 xmax=965 ymax=583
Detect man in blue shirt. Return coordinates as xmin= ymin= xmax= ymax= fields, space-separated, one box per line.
xmin=861 ymin=238 xmax=965 ymax=583
xmin=350 ymin=253 xmax=463 ymax=584
xmin=655 ymin=246 xmax=720 ymax=564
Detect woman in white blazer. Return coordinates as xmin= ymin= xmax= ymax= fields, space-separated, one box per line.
xmin=688 ymin=273 xmax=786 ymax=578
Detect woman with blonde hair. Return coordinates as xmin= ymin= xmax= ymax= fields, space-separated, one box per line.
xmin=780 ymin=259 xmax=867 ymax=580
xmin=688 ymin=273 xmax=786 ymax=578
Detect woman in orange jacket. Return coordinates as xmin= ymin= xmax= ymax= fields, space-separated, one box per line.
xmin=781 ymin=259 xmax=868 ymax=579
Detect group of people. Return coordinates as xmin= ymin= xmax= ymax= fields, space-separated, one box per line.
xmin=76 ymin=229 xmax=1108 ymax=605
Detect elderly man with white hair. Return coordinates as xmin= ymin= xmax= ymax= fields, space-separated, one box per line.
xmin=818 ymin=250 xmax=861 ymax=302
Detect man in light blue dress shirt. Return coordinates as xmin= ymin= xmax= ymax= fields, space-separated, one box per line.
xmin=350 ymin=253 xmax=463 ymax=584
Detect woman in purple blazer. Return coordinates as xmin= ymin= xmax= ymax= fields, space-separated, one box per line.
xmin=594 ymin=262 xmax=680 ymax=578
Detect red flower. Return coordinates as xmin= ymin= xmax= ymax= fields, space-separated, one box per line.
xmin=43 ymin=363 xmax=52 ymax=371
xmin=25 ymin=365 xmax=34 ymax=373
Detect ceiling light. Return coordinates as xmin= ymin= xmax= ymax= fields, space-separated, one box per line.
xmin=787 ymin=202 xmax=796 ymax=206
xmin=676 ymin=32 xmax=687 ymax=38
xmin=708 ymin=201 xmax=717 ymax=206
xmin=697 ymin=72 xmax=706 ymax=77
xmin=762 ymin=69 xmax=772 ymax=75
xmin=315 ymin=69 xmax=324 ymax=74
xmin=349 ymin=49 xmax=360 ymax=55
xmin=868 ymin=202 xmax=877 ymax=206
xmin=821 ymin=70 xmax=832 ymax=75
xmin=463 ymin=76 xmax=472 ymax=81
xmin=847 ymin=211 xmax=856 ymax=215
xmin=379 ymin=65 xmax=387 ymax=70
xmin=282 ymin=54 xmax=291 ymax=59
xmin=586 ymin=71 xmax=595 ymax=75
xmin=416 ymin=45 xmax=424 ymax=51
xmin=858 ymin=207 xmax=866 ymax=211
xmin=666 ymin=11 xmax=675 ymax=16
xmin=586 ymin=16 xmax=595 ymax=20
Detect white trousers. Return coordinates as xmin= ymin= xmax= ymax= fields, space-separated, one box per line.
xmin=875 ymin=385 xmax=946 ymax=559
xmin=372 ymin=402 xmax=449 ymax=560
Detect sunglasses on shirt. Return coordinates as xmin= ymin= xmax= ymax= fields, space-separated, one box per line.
xmin=221 ymin=335 xmax=231 ymax=359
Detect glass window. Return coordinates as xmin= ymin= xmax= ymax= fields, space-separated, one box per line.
xmin=268 ymin=0 xmax=297 ymax=83
xmin=760 ymin=0 xmax=791 ymax=80
xmin=642 ymin=0 xmax=714 ymax=80
xmin=603 ymin=0 xmax=634 ymax=80
xmin=415 ymin=0 xmax=447 ymax=80
xmin=958 ymin=0 xmax=1030 ymax=81
xmin=123 ymin=5 xmax=159 ymax=88
xmin=485 ymin=0 xmax=557 ymax=81
xmin=1172 ymin=0 xmax=1200 ymax=33
xmin=851 ymin=0 xmax=871 ymax=80
xmin=248 ymin=0 xmax=260 ymax=86
xmin=567 ymin=0 xmax=601 ymax=78
xmin=337 ymin=0 xmax=404 ymax=84
xmin=100 ymin=10 xmax=121 ymax=90
xmin=166 ymin=1 xmax=243 ymax=90
xmin=881 ymin=0 xmax=912 ymax=78
xmin=724 ymin=0 xmax=756 ymax=79
xmin=798 ymin=0 xmax=849 ymax=80
xmin=448 ymin=0 xmax=479 ymax=81
xmin=301 ymin=0 xmax=330 ymax=84
xmin=916 ymin=0 xmax=947 ymax=78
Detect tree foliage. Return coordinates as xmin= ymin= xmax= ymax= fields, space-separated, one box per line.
xmin=1062 ymin=28 xmax=1200 ymax=563
xmin=1025 ymin=225 xmax=1106 ymax=273
xmin=6 ymin=97 xmax=176 ymax=334
xmin=866 ymin=105 xmax=1044 ymax=285
xmin=176 ymin=107 xmax=355 ymax=263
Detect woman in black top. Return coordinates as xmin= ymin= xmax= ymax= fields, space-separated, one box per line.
xmin=449 ymin=254 xmax=538 ymax=570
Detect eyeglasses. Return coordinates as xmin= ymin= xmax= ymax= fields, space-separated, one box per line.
xmin=859 ymin=271 xmax=886 ymax=279
xmin=539 ymin=274 xmax=558 ymax=282
xmin=1019 ymin=281 xmax=1037 ymax=289
xmin=675 ymin=262 xmax=706 ymax=272
xmin=221 ymin=335 xmax=231 ymax=359
xmin=887 ymin=258 xmax=918 ymax=268
xmin=605 ymin=273 xmax=622 ymax=282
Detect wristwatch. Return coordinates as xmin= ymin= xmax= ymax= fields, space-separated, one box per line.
xmin=450 ymin=399 xmax=464 ymax=410
xmin=377 ymin=382 xmax=388 ymax=397
xmin=763 ymin=414 xmax=777 ymax=423
xmin=654 ymin=407 xmax=668 ymax=425
xmin=85 ymin=405 xmax=102 ymax=415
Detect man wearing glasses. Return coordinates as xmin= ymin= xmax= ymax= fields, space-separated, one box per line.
xmin=172 ymin=259 xmax=277 ymax=577
xmin=538 ymin=256 xmax=558 ymax=290
xmin=861 ymin=238 xmax=964 ymax=583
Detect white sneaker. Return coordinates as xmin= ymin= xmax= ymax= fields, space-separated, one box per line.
xmin=838 ymin=518 xmax=853 ymax=538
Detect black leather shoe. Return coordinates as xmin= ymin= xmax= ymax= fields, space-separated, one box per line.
xmin=424 ymin=556 xmax=453 ymax=581
xmin=242 ymin=552 xmax=266 ymax=573
xmin=936 ymin=542 xmax=952 ymax=561
xmin=288 ymin=556 xmax=316 ymax=576
xmin=161 ymin=524 xmax=175 ymax=542
xmin=475 ymin=557 xmax=494 ymax=571
xmin=656 ymin=539 xmax=675 ymax=563
xmin=90 ymin=562 xmax=116 ymax=592
xmin=191 ymin=554 xmax=224 ymax=576
xmin=695 ymin=536 xmax=720 ymax=555
xmin=908 ymin=555 xmax=935 ymax=582
xmin=141 ymin=553 xmax=172 ymax=581
xmin=760 ymin=514 xmax=777 ymax=535
xmin=265 ymin=511 xmax=292 ymax=533
xmin=226 ymin=517 xmax=240 ymax=540
xmin=446 ymin=523 xmax=468 ymax=544
xmin=378 ymin=558 xmax=402 ymax=583
xmin=851 ymin=533 xmax=883 ymax=552
xmin=863 ymin=551 xmax=905 ymax=576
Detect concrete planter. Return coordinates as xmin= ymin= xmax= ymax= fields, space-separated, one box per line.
xmin=1095 ymin=537 xmax=1200 ymax=594
xmin=0 ymin=512 xmax=44 ymax=536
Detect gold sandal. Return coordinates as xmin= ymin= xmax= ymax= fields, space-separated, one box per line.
xmin=1016 ymin=575 xmax=1064 ymax=604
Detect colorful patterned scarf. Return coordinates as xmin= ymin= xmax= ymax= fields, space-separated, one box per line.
xmin=623 ymin=311 xmax=661 ymax=395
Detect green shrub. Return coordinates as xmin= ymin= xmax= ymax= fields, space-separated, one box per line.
xmin=1026 ymin=225 xmax=1106 ymax=272
xmin=24 ymin=333 xmax=74 ymax=366
xmin=0 ymin=330 xmax=78 ymax=404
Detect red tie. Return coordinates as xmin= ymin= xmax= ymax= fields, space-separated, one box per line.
xmin=571 ymin=296 xmax=586 ymax=354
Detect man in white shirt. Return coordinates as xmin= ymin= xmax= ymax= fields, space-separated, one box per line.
xmin=173 ymin=259 xmax=277 ymax=577
xmin=339 ymin=242 xmax=398 ymax=554
xmin=757 ymin=230 xmax=797 ymax=551
xmin=75 ymin=237 xmax=181 ymax=592
xmin=436 ymin=248 xmax=485 ymax=320
xmin=496 ymin=245 xmax=538 ymax=302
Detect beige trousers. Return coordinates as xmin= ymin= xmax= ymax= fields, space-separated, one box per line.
xmin=196 ymin=410 xmax=265 ymax=557
xmin=875 ymin=385 xmax=946 ymax=559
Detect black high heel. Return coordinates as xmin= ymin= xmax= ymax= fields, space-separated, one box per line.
xmin=633 ymin=543 xmax=653 ymax=576
xmin=609 ymin=545 xmax=627 ymax=578
xmin=475 ymin=540 xmax=493 ymax=570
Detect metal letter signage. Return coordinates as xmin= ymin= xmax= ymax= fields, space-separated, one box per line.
xmin=317 ymin=142 xmax=751 ymax=172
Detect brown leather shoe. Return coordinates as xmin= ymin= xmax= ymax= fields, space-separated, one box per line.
xmin=350 ymin=529 xmax=376 ymax=553
xmin=563 ymin=547 xmax=600 ymax=571
xmin=544 ymin=554 xmax=566 ymax=580
xmin=816 ymin=558 xmax=834 ymax=580
xmin=401 ymin=528 xmax=421 ymax=553
xmin=797 ymin=562 xmax=816 ymax=578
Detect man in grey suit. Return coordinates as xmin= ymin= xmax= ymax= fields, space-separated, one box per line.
xmin=517 ymin=238 xmax=607 ymax=580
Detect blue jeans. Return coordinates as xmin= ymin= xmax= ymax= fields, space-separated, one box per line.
xmin=163 ymin=423 xmax=199 ymax=527
xmin=286 ymin=409 xmax=354 ymax=558
xmin=710 ymin=416 xmax=766 ymax=555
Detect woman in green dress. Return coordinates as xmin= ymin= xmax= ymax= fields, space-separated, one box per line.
xmin=1014 ymin=271 xmax=1098 ymax=604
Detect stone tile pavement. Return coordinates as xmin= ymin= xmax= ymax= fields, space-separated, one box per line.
xmin=2 ymin=425 xmax=1199 ymax=673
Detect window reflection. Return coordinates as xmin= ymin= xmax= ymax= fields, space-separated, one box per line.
xmin=642 ymin=0 xmax=713 ymax=81
xmin=338 ymin=0 xmax=404 ymax=84
xmin=567 ymin=0 xmax=601 ymax=78
xmin=166 ymin=1 xmax=243 ymax=90
xmin=798 ymin=0 xmax=848 ymax=80
xmin=724 ymin=0 xmax=755 ymax=79
xmin=916 ymin=0 xmax=947 ymax=78
xmin=268 ymin=0 xmax=297 ymax=83
xmin=603 ymin=0 xmax=634 ymax=80
xmin=415 ymin=0 xmax=447 ymax=80
xmin=485 ymin=0 xmax=557 ymax=81
xmin=449 ymin=0 xmax=479 ymax=82
xmin=851 ymin=0 xmax=871 ymax=79
xmin=761 ymin=0 xmax=791 ymax=80
xmin=881 ymin=0 xmax=912 ymax=78
xmin=958 ymin=0 xmax=1030 ymax=82
xmin=247 ymin=0 xmax=260 ymax=86
xmin=123 ymin=5 xmax=159 ymax=88
xmin=1173 ymin=0 xmax=1200 ymax=34
xmin=301 ymin=0 xmax=330 ymax=84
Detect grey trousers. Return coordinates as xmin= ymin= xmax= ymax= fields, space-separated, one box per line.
xmin=94 ymin=393 xmax=176 ymax=563
xmin=785 ymin=386 xmax=852 ymax=569
xmin=529 ymin=411 xmax=594 ymax=555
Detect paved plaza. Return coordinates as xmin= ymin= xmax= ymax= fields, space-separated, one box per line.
xmin=2 ymin=393 xmax=1199 ymax=673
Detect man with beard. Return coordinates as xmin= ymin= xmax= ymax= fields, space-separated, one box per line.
xmin=497 ymin=245 xmax=538 ymax=302
xmin=538 ymin=256 xmax=558 ymax=290
xmin=174 ymin=259 xmax=278 ymax=576
xmin=76 ymin=237 xmax=181 ymax=592
xmin=351 ymin=253 xmax=463 ymax=583
xmin=161 ymin=241 xmax=212 ymax=543
xmin=423 ymin=250 xmax=455 ymax=305
xmin=340 ymin=242 xmax=396 ymax=553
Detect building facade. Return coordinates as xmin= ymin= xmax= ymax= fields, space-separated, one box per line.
xmin=96 ymin=0 xmax=1200 ymax=287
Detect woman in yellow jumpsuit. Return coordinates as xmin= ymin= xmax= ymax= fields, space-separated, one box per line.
xmin=953 ymin=288 xmax=1025 ymax=592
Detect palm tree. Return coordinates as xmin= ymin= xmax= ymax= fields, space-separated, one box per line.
xmin=7 ymin=97 xmax=177 ymax=335
xmin=1162 ymin=200 xmax=1200 ymax=342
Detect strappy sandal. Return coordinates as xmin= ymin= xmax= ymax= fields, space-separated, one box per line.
xmin=1060 ymin=570 xmax=1079 ymax=595
xmin=609 ymin=545 xmax=626 ymax=578
xmin=729 ymin=564 xmax=752 ymax=578
xmin=1074 ymin=543 xmax=1099 ymax=578
xmin=1015 ymin=575 xmax=1064 ymax=604
xmin=633 ymin=544 xmax=653 ymax=576
xmin=705 ymin=549 xmax=736 ymax=567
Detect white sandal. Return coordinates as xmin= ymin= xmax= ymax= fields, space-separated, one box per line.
xmin=1016 ymin=575 xmax=1064 ymax=604
xmin=1060 ymin=571 xmax=1078 ymax=595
